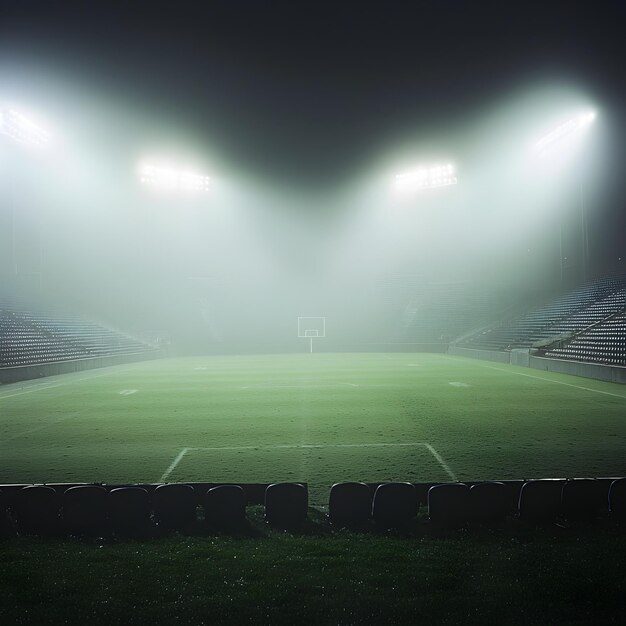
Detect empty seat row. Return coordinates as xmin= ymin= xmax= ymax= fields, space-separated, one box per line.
xmin=2 ymin=478 xmax=625 ymax=538
xmin=330 ymin=478 xmax=626 ymax=529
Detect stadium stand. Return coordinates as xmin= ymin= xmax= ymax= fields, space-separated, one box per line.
xmin=0 ymin=300 xmax=158 ymax=368
xmin=458 ymin=274 xmax=626 ymax=367
xmin=371 ymin=482 xmax=418 ymax=528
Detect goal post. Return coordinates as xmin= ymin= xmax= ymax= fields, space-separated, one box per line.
xmin=297 ymin=317 xmax=326 ymax=353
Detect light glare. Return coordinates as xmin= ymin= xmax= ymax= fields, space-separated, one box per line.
xmin=394 ymin=162 xmax=457 ymax=191
xmin=139 ymin=162 xmax=210 ymax=192
xmin=0 ymin=108 xmax=50 ymax=147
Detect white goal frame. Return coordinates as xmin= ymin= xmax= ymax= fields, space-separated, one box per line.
xmin=297 ymin=317 xmax=326 ymax=353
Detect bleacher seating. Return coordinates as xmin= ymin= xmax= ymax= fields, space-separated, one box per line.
xmin=459 ymin=274 xmax=626 ymax=366
xmin=0 ymin=300 xmax=157 ymax=368
xmin=0 ymin=478 xmax=624 ymax=538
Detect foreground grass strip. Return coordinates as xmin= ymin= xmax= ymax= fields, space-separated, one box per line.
xmin=1 ymin=526 xmax=625 ymax=625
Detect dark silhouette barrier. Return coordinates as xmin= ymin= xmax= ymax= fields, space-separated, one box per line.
xmin=63 ymin=485 xmax=108 ymax=536
xmin=0 ymin=490 xmax=16 ymax=538
xmin=204 ymin=485 xmax=247 ymax=532
xmin=609 ymin=478 xmax=626 ymax=522
xmin=428 ymin=483 xmax=470 ymax=527
xmin=0 ymin=477 xmax=625 ymax=538
xmin=265 ymin=483 xmax=308 ymax=529
xmin=468 ymin=481 xmax=509 ymax=524
xmin=372 ymin=482 xmax=418 ymax=529
xmin=561 ymin=479 xmax=607 ymax=522
xmin=153 ymin=484 xmax=197 ymax=532
xmin=14 ymin=486 xmax=61 ymax=536
xmin=518 ymin=479 xmax=565 ymax=524
xmin=108 ymin=487 xmax=152 ymax=537
xmin=329 ymin=482 xmax=372 ymax=528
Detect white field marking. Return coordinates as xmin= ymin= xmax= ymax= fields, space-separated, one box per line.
xmin=449 ymin=382 xmax=470 ymax=388
xmin=241 ymin=383 xmax=359 ymax=390
xmin=423 ymin=443 xmax=458 ymax=482
xmin=478 ymin=364 xmax=626 ymax=400
xmin=2 ymin=415 xmax=76 ymax=443
xmin=0 ymin=367 xmax=136 ymax=401
xmin=119 ymin=389 xmax=139 ymax=396
xmin=163 ymin=442 xmax=458 ymax=483
xmin=159 ymin=447 xmax=191 ymax=482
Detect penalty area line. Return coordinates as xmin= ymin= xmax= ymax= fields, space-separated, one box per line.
xmin=159 ymin=447 xmax=190 ymax=483
xmin=169 ymin=442 xmax=458 ymax=483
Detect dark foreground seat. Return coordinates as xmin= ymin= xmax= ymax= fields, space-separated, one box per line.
xmin=518 ymin=479 xmax=564 ymax=524
xmin=15 ymin=486 xmax=61 ymax=536
xmin=468 ymin=481 xmax=509 ymax=524
xmin=108 ymin=487 xmax=152 ymax=536
xmin=0 ymin=490 xmax=16 ymax=538
xmin=64 ymin=485 xmax=108 ymax=535
xmin=328 ymin=482 xmax=372 ymax=528
xmin=154 ymin=484 xmax=197 ymax=531
xmin=265 ymin=483 xmax=308 ymax=530
xmin=609 ymin=478 xmax=626 ymax=522
xmin=561 ymin=479 xmax=606 ymax=522
xmin=372 ymin=482 xmax=418 ymax=529
xmin=428 ymin=483 xmax=470 ymax=528
xmin=204 ymin=485 xmax=247 ymax=532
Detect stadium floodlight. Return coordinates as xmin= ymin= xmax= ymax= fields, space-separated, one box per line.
xmin=0 ymin=108 xmax=50 ymax=147
xmin=534 ymin=110 xmax=596 ymax=156
xmin=139 ymin=162 xmax=210 ymax=192
xmin=533 ymin=109 xmax=597 ymax=284
xmin=394 ymin=162 xmax=457 ymax=192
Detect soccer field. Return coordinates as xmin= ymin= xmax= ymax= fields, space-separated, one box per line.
xmin=1 ymin=353 xmax=625 ymax=504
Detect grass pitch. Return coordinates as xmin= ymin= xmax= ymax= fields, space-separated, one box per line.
xmin=1 ymin=353 xmax=625 ymax=503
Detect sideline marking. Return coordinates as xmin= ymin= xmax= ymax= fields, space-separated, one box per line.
xmin=159 ymin=447 xmax=190 ymax=482
xmin=449 ymin=382 xmax=470 ymax=388
xmin=119 ymin=389 xmax=138 ymax=396
xmin=159 ymin=442 xmax=458 ymax=483
xmin=0 ymin=367 xmax=136 ymax=401
xmin=3 ymin=415 xmax=76 ymax=442
xmin=478 ymin=364 xmax=626 ymax=400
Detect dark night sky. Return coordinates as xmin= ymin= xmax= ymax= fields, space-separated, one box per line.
xmin=1 ymin=0 xmax=625 ymax=258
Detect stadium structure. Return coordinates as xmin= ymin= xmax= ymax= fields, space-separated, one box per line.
xmin=1 ymin=2 xmax=625 ymax=624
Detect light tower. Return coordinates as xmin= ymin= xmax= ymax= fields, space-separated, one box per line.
xmin=534 ymin=110 xmax=596 ymax=283
xmin=0 ymin=107 xmax=50 ymax=280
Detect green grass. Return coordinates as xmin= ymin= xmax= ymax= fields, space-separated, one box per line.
xmin=1 ymin=353 xmax=625 ymax=503
xmin=2 ymin=353 xmax=626 ymax=624
xmin=1 ymin=523 xmax=626 ymax=625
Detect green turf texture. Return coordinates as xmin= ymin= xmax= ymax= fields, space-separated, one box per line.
xmin=1 ymin=353 xmax=625 ymax=503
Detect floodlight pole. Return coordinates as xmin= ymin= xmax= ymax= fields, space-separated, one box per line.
xmin=535 ymin=111 xmax=595 ymax=285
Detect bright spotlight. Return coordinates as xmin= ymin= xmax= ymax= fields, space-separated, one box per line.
xmin=534 ymin=110 xmax=596 ymax=155
xmin=394 ymin=162 xmax=457 ymax=191
xmin=139 ymin=162 xmax=210 ymax=193
xmin=0 ymin=108 xmax=50 ymax=147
